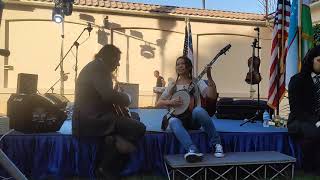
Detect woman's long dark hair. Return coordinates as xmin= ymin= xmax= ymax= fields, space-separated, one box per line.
xmin=169 ymin=56 xmax=193 ymax=96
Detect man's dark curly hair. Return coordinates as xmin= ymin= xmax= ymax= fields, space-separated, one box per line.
xmin=301 ymin=45 xmax=320 ymax=74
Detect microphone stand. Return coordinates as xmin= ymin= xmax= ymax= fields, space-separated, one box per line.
xmin=240 ymin=27 xmax=262 ymax=126
xmin=59 ymin=21 xmax=65 ymax=95
xmin=256 ymin=27 xmax=262 ymax=122
xmin=240 ymin=40 xmax=258 ymax=126
xmin=54 ymin=25 xmax=89 ymax=85
xmin=45 ymin=73 xmax=69 ymax=94
xmin=74 ymin=41 xmax=79 ymax=86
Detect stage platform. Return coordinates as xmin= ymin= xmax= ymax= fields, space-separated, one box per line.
xmin=164 ymin=151 xmax=296 ymax=180
xmin=0 ymin=109 xmax=300 ymax=179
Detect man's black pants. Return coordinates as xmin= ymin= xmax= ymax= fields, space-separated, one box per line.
xmin=97 ymin=115 xmax=146 ymax=176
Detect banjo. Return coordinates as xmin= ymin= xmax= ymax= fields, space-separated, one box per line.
xmin=168 ymin=44 xmax=231 ymax=116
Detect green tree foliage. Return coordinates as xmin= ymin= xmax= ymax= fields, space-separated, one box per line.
xmin=313 ymin=24 xmax=320 ymax=45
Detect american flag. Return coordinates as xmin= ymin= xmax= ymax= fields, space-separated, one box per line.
xmin=183 ymin=19 xmax=194 ymax=63
xmin=268 ymin=0 xmax=291 ymax=109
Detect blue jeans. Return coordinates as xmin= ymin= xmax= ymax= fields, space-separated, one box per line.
xmin=167 ymin=106 xmax=221 ymax=151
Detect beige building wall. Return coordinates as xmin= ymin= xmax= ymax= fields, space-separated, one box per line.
xmin=0 ymin=1 xmax=272 ymax=114
xmin=312 ymin=1 xmax=320 ymax=24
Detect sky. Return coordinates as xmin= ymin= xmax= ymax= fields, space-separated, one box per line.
xmin=122 ymin=0 xmax=268 ymax=14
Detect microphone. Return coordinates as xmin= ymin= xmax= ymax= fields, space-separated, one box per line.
xmin=86 ymin=23 xmax=93 ymax=36
xmin=0 ymin=49 xmax=10 ymax=57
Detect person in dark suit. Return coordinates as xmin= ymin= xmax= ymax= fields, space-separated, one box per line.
xmin=288 ymin=45 xmax=320 ymax=175
xmin=72 ymin=44 xmax=146 ymax=179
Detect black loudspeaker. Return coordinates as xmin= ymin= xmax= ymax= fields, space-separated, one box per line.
xmin=44 ymin=93 xmax=70 ymax=109
xmin=17 ymin=73 xmax=38 ymax=94
xmin=7 ymin=94 xmax=67 ymax=133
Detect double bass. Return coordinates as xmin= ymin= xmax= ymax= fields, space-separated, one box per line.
xmin=245 ymin=39 xmax=262 ymax=85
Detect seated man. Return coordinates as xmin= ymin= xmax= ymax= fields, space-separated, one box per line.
xmin=72 ymin=44 xmax=146 ymax=179
xmin=288 ymin=45 xmax=320 ymax=175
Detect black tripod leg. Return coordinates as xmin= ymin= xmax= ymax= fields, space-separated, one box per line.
xmin=240 ymin=111 xmax=259 ymax=126
xmin=240 ymin=118 xmax=254 ymax=126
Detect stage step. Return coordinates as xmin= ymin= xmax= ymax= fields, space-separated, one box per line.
xmin=164 ymin=151 xmax=296 ymax=180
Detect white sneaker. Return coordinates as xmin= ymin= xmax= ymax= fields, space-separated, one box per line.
xmin=214 ymin=144 xmax=225 ymax=158
xmin=184 ymin=149 xmax=203 ymax=163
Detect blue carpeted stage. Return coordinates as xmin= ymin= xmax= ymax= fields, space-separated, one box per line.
xmin=0 ymin=109 xmax=300 ymax=179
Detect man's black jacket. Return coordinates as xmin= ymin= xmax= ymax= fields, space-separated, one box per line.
xmin=72 ymin=59 xmax=129 ymax=136
xmin=288 ymin=72 xmax=319 ymax=138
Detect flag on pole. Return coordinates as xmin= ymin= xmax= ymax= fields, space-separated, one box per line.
xmin=268 ymin=0 xmax=291 ymax=109
xmin=183 ymin=18 xmax=194 ymax=64
xmin=285 ymin=0 xmax=313 ymax=89
xmin=300 ymin=0 xmax=314 ymax=61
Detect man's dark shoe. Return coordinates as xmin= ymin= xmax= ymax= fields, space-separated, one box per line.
xmin=95 ymin=167 xmax=120 ymax=180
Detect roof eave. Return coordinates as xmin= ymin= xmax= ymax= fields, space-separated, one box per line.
xmin=3 ymin=0 xmax=266 ymax=26
xmin=311 ymin=0 xmax=320 ymax=8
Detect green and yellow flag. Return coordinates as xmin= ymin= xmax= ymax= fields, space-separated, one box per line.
xmin=301 ymin=0 xmax=314 ymax=58
xmin=285 ymin=0 xmax=314 ymax=89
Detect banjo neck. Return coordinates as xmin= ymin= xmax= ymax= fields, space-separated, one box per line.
xmin=167 ymin=44 xmax=231 ymax=116
xmin=187 ymin=45 xmax=231 ymax=92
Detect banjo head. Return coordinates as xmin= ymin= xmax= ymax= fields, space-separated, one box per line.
xmin=171 ymin=90 xmax=190 ymax=115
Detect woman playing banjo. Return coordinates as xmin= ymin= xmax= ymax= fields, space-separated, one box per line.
xmin=156 ymin=56 xmax=224 ymax=163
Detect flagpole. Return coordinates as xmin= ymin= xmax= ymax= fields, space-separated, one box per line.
xmin=281 ymin=0 xmax=285 ymax=74
xmin=276 ymin=31 xmax=281 ymax=115
xmin=188 ymin=19 xmax=197 ymax=76
xmin=196 ymin=34 xmax=199 ymax=77
xmin=275 ymin=1 xmax=281 ymax=116
xmin=276 ymin=0 xmax=286 ymax=116
xmin=298 ymin=0 xmax=302 ymax=67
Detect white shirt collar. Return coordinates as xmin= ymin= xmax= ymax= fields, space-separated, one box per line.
xmin=312 ymin=72 xmax=318 ymax=78
xmin=311 ymin=72 xmax=320 ymax=83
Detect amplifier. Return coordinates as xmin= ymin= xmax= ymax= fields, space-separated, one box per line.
xmin=7 ymin=94 xmax=67 ymax=133
xmin=17 ymin=73 xmax=38 ymax=94
xmin=216 ymin=98 xmax=274 ymax=120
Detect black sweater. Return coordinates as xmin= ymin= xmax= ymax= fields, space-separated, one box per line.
xmin=288 ymin=72 xmax=320 ymax=138
xmin=72 ymin=59 xmax=129 ymax=136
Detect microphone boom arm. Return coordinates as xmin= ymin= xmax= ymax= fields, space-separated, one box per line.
xmin=54 ymin=25 xmax=90 ymax=71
